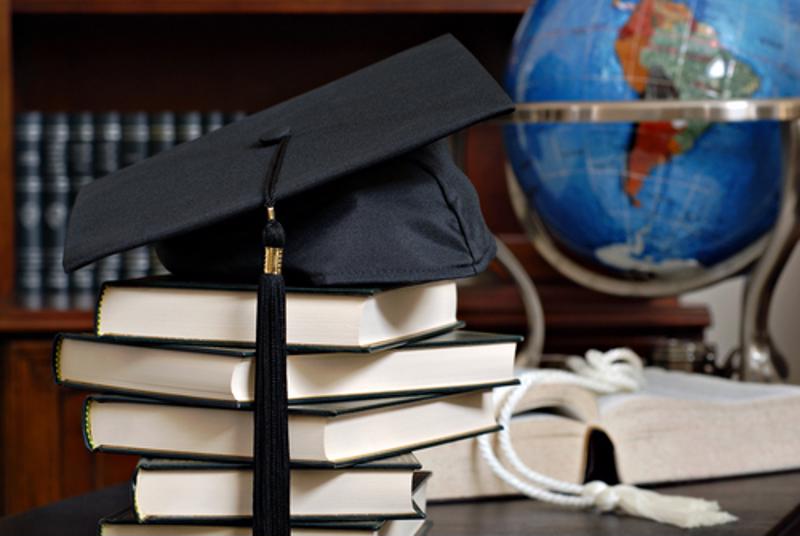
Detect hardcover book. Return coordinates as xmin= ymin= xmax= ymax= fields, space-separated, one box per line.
xmin=54 ymin=330 xmax=519 ymax=405
xmin=68 ymin=112 xmax=96 ymax=309
xmin=202 ymin=110 xmax=224 ymax=134
xmin=94 ymin=279 xmax=460 ymax=350
xmin=94 ymin=112 xmax=123 ymax=285
xmin=418 ymin=368 xmax=800 ymax=500
xmin=131 ymin=456 xmax=426 ymax=521
xmin=42 ymin=113 xmax=71 ymax=309
xmin=120 ymin=112 xmax=151 ymax=279
xmin=14 ymin=111 xmax=45 ymax=309
xmin=100 ymin=510 xmax=431 ymax=536
xmin=176 ymin=111 xmax=203 ymax=144
xmin=83 ymin=390 xmax=498 ymax=465
xmin=146 ymin=111 xmax=176 ymax=277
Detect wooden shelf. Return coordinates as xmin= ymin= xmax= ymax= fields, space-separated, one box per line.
xmin=0 ymin=302 xmax=93 ymax=334
xmin=12 ymin=0 xmax=530 ymax=14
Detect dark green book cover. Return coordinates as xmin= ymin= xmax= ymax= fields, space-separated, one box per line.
xmin=54 ymin=330 xmax=519 ymax=407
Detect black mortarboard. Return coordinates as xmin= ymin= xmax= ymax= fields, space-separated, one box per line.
xmin=63 ymin=34 xmax=512 ymax=536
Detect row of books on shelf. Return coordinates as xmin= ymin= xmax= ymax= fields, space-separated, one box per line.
xmin=55 ymin=277 xmax=521 ymax=535
xmin=14 ymin=110 xmax=247 ymax=311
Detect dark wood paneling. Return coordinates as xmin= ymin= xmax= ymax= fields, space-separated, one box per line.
xmin=0 ymin=0 xmax=13 ymax=300
xmin=11 ymin=14 xmax=519 ymax=112
xmin=1 ymin=340 xmax=61 ymax=514
xmin=12 ymin=0 xmax=531 ymax=14
xmin=0 ymin=339 xmax=136 ymax=516
xmin=0 ymin=302 xmax=93 ymax=334
xmin=427 ymin=471 xmax=800 ymax=536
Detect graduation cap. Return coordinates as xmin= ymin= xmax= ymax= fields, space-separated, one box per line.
xmin=64 ymin=35 xmax=512 ymax=536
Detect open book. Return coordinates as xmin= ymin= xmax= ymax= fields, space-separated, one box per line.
xmin=418 ymin=368 xmax=800 ymax=500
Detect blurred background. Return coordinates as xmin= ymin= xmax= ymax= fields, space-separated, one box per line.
xmin=0 ymin=0 xmax=797 ymax=519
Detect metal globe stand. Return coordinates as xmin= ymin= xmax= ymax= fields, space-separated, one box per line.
xmin=504 ymin=98 xmax=800 ymax=381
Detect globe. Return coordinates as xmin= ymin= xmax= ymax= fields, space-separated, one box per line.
xmin=504 ymin=0 xmax=798 ymax=281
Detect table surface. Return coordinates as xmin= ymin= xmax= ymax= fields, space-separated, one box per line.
xmin=2 ymin=471 xmax=800 ymax=536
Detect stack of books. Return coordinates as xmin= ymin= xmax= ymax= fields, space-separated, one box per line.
xmin=54 ymin=277 xmax=520 ymax=535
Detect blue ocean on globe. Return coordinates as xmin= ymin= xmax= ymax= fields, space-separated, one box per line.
xmin=504 ymin=0 xmax=799 ymax=275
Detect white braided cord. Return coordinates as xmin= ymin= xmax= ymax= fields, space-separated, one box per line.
xmin=477 ymin=348 xmax=645 ymax=509
xmin=476 ymin=348 xmax=736 ymax=528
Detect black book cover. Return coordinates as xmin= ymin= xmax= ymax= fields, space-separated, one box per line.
xmin=42 ymin=113 xmax=71 ymax=310
xmin=202 ymin=110 xmax=224 ymax=134
xmin=176 ymin=111 xmax=202 ymax=144
xmin=224 ymin=110 xmax=247 ymax=124
xmin=94 ymin=112 xmax=123 ymax=286
xmin=100 ymin=507 xmax=433 ymax=533
xmin=68 ymin=112 xmax=96 ymax=309
xmin=147 ymin=111 xmax=176 ymax=277
xmin=14 ymin=112 xmax=44 ymax=309
xmin=120 ymin=112 xmax=151 ymax=279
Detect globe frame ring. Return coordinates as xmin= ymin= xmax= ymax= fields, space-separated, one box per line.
xmin=510 ymin=98 xmax=800 ymax=124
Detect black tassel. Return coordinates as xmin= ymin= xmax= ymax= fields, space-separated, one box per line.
xmin=254 ymin=130 xmax=292 ymax=536
xmin=254 ymin=264 xmax=289 ymax=536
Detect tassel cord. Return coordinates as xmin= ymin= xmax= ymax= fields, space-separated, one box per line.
xmin=253 ymin=274 xmax=290 ymax=536
xmin=477 ymin=348 xmax=737 ymax=529
xmin=253 ymin=131 xmax=292 ymax=536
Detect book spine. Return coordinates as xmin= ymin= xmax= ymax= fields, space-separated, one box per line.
xmin=146 ymin=112 xmax=176 ymax=276
xmin=42 ymin=113 xmax=71 ymax=310
xmin=14 ymin=112 xmax=44 ymax=309
xmin=68 ymin=112 xmax=96 ymax=310
xmin=224 ymin=110 xmax=247 ymax=124
xmin=203 ymin=110 xmax=224 ymax=134
xmin=94 ymin=112 xmax=123 ymax=286
xmin=176 ymin=111 xmax=202 ymax=144
xmin=120 ymin=112 xmax=151 ymax=280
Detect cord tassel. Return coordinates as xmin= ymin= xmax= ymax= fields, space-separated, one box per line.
xmin=478 ymin=349 xmax=737 ymax=529
xmin=254 ymin=265 xmax=289 ymax=536
xmin=254 ymin=130 xmax=292 ymax=536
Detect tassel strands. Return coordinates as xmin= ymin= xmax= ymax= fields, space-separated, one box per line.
xmin=253 ymin=130 xmax=292 ymax=536
xmin=478 ymin=349 xmax=737 ymax=529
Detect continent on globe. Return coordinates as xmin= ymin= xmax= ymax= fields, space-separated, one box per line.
xmin=615 ymin=0 xmax=760 ymax=205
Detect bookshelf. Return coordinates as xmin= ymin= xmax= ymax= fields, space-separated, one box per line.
xmin=0 ymin=2 xmax=524 ymax=332
xmin=11 ymin=0 xmax=532 ymax=14
xmin=0 ymin=0 xmax=711 ymax=517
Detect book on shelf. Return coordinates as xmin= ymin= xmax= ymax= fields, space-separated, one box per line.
xmin=83 ymin=389 xmax=498 ymax=465
xmin=120 ymin=112 xmax=151 ymax=280
xmin=146 ymin=111 xmax=176 ymax=277
xmin=68 ymin=112 xmax=97 ymax=310
xmin=131 ymin=456 xmax=427 ymax=522
xmin=203 ymin=110 xmax=225 ymax=134
xmin=42 ymin=112 xmax=71 ymax=310
xmin=100 ymin=510 xmax=431 ymax=536
xmin=176 ymin=111 xmax=203 ymax=144
xmin=94 ymin=112 xmax=124 ymax=286
xmin=224 ymin=110 xmax=247 ymax=124
xmin=94 ymin=279 xmax=460 ymax=349
xmin=54 ymin=330 xmax=519 ymax=404
xmin=14 ymin=111 xmax=45 ymax=309
xmin=417 ymin=368 xmax=800 ymax=500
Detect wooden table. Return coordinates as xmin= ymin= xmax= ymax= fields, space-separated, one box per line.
xmin=428 ymin=471 xmax=800 ymax=535
xmin=2 ymin=471 xmax=799 ymax=536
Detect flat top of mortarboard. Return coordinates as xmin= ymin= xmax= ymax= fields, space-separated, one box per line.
xmin=64 ymin=34 xmax=513 ymax=276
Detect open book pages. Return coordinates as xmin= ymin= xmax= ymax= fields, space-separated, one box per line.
xmin=417 ymin=368 xmax=800 ymax=500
